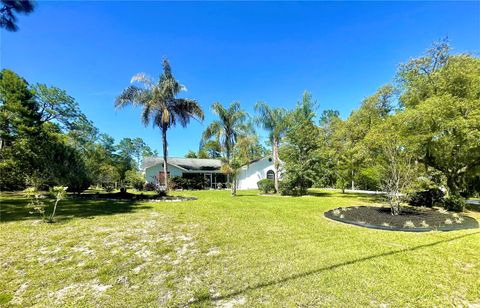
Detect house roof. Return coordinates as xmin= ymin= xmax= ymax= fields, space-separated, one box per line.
xmin=143 ymin=156 xmax=222 ymax=172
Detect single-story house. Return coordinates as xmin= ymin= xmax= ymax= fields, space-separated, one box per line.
xmin=143 ymin=157 xmax=227 ymax=189
xmin=143 ymin=156 xmax=282 ymax=190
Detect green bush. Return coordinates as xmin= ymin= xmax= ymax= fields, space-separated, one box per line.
xmin=279 ymin=178 xmax=308 ymax=196
xmin=170 ymin=176 xmax=207 ymax=190
xmin=257 ymin=179 xmax=275 ymax=194
xmin=125 ymin=169 xmax=145 ymax=191
xmin=444 ymin=195 xmax=466 ymax=212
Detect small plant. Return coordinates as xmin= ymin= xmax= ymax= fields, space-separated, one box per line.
xmin=332 ymin=209 xmax=341 ymax=216
xmin=420 ymin=220 xmax=429 ymax=228
xmin=382 ymin=222 xmax=390 ymax=227
xmin=25 ymin=186 xmax=67 ymax=223
xmin=257 ymin=179 xmax=275 ymax=194
xmin=444 ymin=218 xmax=453 ymax=225
xmin=454 ymin=217 xmax=464 ymax=224
xmin=403 ymin=221 xmax=415 ymax=228
xmin=216 ymin=183 xmax=223 ymax=189
xmin=25 ymin=187 xmax=46 ymax=221
xmin=48 ymin=186 xmax=67 ymax=223
xmin=339 ymin=214 xmax=345 ymax=219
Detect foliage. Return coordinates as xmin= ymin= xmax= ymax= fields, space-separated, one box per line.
xmin=396 ymin=39 xmax=480 ymax=199
xmin=48 ymin=186 xmax=67 ymax=222
xmin=125 ymin=169 xmax=145 ymax=190
xmin=280 ymin=93 xmax=322 ymax=195
xmin=254 ymin=101 xmax=288 ymax=193
xmin=257 ymin=179 xmax=275 ymax=194
xmin=201 ymin=101 xmax=249 ymax=196
xmin=444 ymin=195 xmax=466 ymax=212
xmin=170 ymin=176 xmax=207 ymax=190
xmin=408 ymin=188 xmax=445 ymax=208
xmin=24 ymin=187 xmax=46 ymax=220
xmin=116 ymin=59 xmax=204 ymax=191
xmin=0 ymin=0 xmax=34 ymax=31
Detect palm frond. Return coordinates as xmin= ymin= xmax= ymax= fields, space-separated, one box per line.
xmin=172 ymin=98 xmax=205 ymax=127
xmin=115 ymin=86 xmax=148 ymax=109
xmin=130 ymin=73 xmax=155 ymax=89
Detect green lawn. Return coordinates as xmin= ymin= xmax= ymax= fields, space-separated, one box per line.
xmin=1 ymin=190 xmax=479 ymax=307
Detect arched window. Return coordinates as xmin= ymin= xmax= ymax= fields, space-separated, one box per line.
xmin=266 ymin=170 xmax=275 ymax=180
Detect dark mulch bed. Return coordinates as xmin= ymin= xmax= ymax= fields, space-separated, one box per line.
xmin=325 ymin=206 xmax=479 ymax=232
xmin=69 ymin=192 xmax=197 ymax=202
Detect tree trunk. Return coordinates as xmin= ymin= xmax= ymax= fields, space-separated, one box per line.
xmin=273 ymin=137 xmax=280 ymax=193
xmin=231 ymin=176 xmax=236 ymax=196
xmin=50 ymin=199 xmax=59 ymax=222
xmin=162 ymin=128 xmax=169 ymax=192
xmin=351 ymin=169 xmax=355 ymax=190
xmin=446 ymin=174 xmax=460 ymax=197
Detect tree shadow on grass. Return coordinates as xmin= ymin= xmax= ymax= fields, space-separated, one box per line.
xmin=307 ymin=190 xmax=384 ymax=203
xmin=188 ymin=231 xmax=480 ymax=305
xmin=0 ymin=197 xmax=153 ymax=223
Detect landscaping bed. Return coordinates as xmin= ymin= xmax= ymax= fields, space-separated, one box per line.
xmin=69 ymin=192 xmax=197 ymax=202
xmin=325 ymin=206 xmax=479 ymax=232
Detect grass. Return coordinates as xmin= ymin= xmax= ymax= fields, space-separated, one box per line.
xmin=1 ymin=189 xmax=479 ymax=306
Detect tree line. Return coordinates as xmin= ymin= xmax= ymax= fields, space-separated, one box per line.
xmin=0 ymin=69 xmax=157 ymax=192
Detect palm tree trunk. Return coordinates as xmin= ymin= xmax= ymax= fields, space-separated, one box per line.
xmin=231 ymin=175 xmax=237 ymax=196
xmin=162 ymin=128 xmax=169 ymax=192
xmin=273 ymin=137 xmax=280 ymax=193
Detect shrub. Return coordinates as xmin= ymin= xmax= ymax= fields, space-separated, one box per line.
xmin=257 ymin=179 xmax=275 ymax=194
xmin=444 ymin=195 xmax=466 ymax=212
xmin=279 ymin=178 xmax=308 ymax=196
xmin=408 ymin=188 xmax=445 ymax=207
xmin=119 ymin=187 xmax=127 ymax=194
xmin=144 ymin=182 xmax=156 ymax=191
xmin=125 ymin=170 xmax=145 ymax=191
xmin=170 ymin=176 xmax=207 ymax=190
xmin=216 ymin=183 xmax=223 ymax=189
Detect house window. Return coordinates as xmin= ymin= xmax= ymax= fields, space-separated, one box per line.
xmin=266 ymin=170 xmax=275 ymax=180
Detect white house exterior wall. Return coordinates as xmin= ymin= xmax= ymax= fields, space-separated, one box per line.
xmin=236 ymin=158 xmax=277 ymax=190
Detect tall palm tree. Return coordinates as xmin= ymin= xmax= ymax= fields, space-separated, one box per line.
xmin=115 ymin=59 xmax=204 ymax=192
xmin=201 ymin=101 xmax=247 ymax=195
xmin=254 ymin=101 xmax=288 ymax=193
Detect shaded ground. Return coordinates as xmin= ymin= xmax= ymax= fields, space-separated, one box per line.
xmin=325 ymin=206 xmax=479 ymax=232
xmin=1 ymin=189 xmax=480 ymax=306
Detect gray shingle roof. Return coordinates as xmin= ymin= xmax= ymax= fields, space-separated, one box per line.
xmin=142 ymin=157 xmax=222 ymax=171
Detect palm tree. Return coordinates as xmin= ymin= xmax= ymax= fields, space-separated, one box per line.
xmin=201 ymin=101 xmax=247 ymax=195
xmin=254 ymin=101 xmax=288 ymax=193
xmin=115 ymin=59 xmax=204 ymax=192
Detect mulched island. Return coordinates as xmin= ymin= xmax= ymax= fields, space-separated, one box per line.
xmin=324 ymin=206 xmax=479 ymax=232
xmin=69 ymin=192 xmax=197 ymax=202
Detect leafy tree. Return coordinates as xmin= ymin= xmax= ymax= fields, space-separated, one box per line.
xmin=0 ymin=0 xmax=34 ymax=32
xmin=116 ymin=59 xmax=204 ymax=192
xmin=32 ymin=84 xmax=82 ymax=130
xmin=185 ymin=150 xmax=198 ymax=158
xmin=198 ymin=140 xmax=221 ymax=159
xmin=396 ymin=40 xmax=480 ymax=198
xmin=280 ymin=93 xmax=321 ymax=195
xmin=254 ymin=101 xmax=288 ymax=192
xmin=201 ymin=101 xmax=248 ymax=195
xmin=125 ymin=169 xmax=145 ymax=190
xmin=0 ymin=69 xmax=39 ymax=149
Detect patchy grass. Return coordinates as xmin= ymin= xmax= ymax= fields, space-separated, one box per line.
xmin=1 ymin=189 xmax=479 ymax=306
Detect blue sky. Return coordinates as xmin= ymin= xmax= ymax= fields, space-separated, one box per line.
xmin=2 ymin=1 xmax=479 ymax=156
